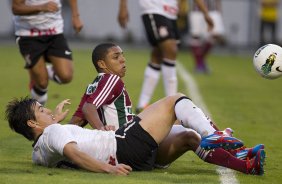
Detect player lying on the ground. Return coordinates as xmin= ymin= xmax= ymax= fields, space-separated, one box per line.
xmin=6 ymin=96 xmax=265 ymax=175
xmin=68 ymin=43 xmax=265 ymax=175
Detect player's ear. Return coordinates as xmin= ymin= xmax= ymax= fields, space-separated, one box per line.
xmin=27 ymin=120 xmax=38 ymax=128
xmin=97 ymin=60 xmax=107 ymax=70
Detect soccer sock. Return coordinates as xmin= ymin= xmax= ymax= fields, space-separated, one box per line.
xmin=137 ymin=63 xmax=161 ymax=109
xmin=195 ymin=146 xmax=247 ymax=174
xmin=161 ymin=58 xmax=177 ymax=96
xmin=190 ymin=39 xmax=205 ymax=69
xmin=210 ymin=121 xmax=220 ymax=131
xmin=174 ymin=96 xmax=215 ymax=137
xmin=202 ymin=39 xmax=213 ymax=58
xmin=47 ymin=65 xmax=62 ymax=84
xmin=31 ymin=86 xmax=48 ymax=105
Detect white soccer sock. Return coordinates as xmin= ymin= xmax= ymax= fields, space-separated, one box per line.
xmin=195 ymin=146 xmax=210 ymax=161
xmin=137 ymin=63 xmax=161 ymax=108
xmin=47 ymin=65 xmax=62 ymax=84
xmin=31 ymin=86 xmax=48 ymax=105
xmin=175 ymin=97 xmax=216 ymax=137
xmin=161 ymin=58 xmax=177 ymax=96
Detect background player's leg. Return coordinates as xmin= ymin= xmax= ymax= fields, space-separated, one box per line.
xmin=48 ymin=56 xmax=73 ymax=84
xmin=29 ymin=56 xmax=49 ymax=105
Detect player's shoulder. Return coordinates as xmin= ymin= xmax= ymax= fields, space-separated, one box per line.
xmin=99 ymin=73 xmax=123 ymax=84
xmin=100 ymin=73 xmax=121 ymax=79
xmin=45 ymin=124 xmax=64 ymax=132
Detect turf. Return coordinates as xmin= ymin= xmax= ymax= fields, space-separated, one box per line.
xmin=0 ymin=43 xmax=281 ymax=183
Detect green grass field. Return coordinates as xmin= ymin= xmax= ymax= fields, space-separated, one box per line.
xmin=0 ymin=43 xmax=282 ymax=184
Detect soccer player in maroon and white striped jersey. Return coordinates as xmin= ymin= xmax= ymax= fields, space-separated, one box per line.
xmin=68 ymin=43 xmax=265 ymax=175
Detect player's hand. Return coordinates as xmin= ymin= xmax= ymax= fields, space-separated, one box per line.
xmin=203 ymin=14 xmax=214 ymax=32
xmin=72 ymin=16 xmax=83 ymax=34
xmin=104 ymin=125 xmax=116 ymax=131
xmin=100 ymin=125 xmax=116 ymax=131
xmin=53 ymin=99 xmax=71 ymax=123
xmin=109 ymin=164 xmax=132 ymax=176
xmin=41 ymin=1 xmax=59 ymax=13
xmin=118 ymin=7 xmax=129 ymax=28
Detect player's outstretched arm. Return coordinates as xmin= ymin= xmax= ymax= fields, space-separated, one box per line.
xmin=118 ymin=0 xmax=129 ymax=28
xmin=12 ymin=0 xmax=59 ymax=15
xmin=194 ymin=0 xmax=214 ymax=31
xmin=82 ymin=103 xmax=110 ymax=130
xmin=63 ymin=142 xmax=132 ymax=175
xmin=68 ymin=0 xmax=83 ymax=33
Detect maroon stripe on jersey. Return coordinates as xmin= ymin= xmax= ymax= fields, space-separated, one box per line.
xmin=93 ymin=75 xmax=120 ymax=107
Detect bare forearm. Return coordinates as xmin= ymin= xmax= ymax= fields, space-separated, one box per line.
xmin=72 ymin=151 xmax=112 ymax=173
xmin=194 ymin=0 xmax=209 ymax=16
xmin=119 ymin=0 xmax=128 ymax=10
xmin=12 ymin=0 xmax=59 ymax=15
xmin=82 ymin=103 xmax=105 ymax=129
xmin=68 ymin=0 xmax=80 ymax=18
xmin=64 ymin=143 xmax=113 ymax=173
xmin=12 ymin=2 xmax=44 ymax=15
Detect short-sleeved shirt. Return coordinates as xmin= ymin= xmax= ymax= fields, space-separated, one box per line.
xmin=139 ymin=0 xmax=179 ymax=20
xmin=32 ymin=124 xmax=117 ymax=167
xmin=13 ymin=0 xmax=64 ymax=36
xmin=73 ymin=73 xmax=134 ymax=129
xmin=32 ymin=118 xmax=158 ymax=171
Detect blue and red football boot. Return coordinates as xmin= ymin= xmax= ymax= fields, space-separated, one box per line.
xmin=247 ymin=149 xmax=266 ymax=175
xmin=201 ymin=130 xmax=244 ymax=150
xmin=236 ymin=144 xmax=265 ymax=160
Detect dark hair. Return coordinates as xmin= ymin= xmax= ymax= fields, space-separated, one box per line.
xmin=92 ymin=43 xmax=117 ymax=72
xmin=5 ymin=97 xmax=37 ymax=141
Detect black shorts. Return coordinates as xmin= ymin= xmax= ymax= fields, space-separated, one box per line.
xmin=16 ymin=34 xmax=72 ymax=69
xmin=142 ymin=14 xmax=180 ymax=46
xmin=115 ymin=116 xmax=158 ymax=171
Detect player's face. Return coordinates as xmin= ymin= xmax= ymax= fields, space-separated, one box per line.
xmin=103 ymin=46 xmax=126 ymax=77
xmin=33 ymin=102 xmax=56 ymax=128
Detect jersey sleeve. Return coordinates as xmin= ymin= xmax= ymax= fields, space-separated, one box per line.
xmin=72 ymin=93 xmax=88 ymax=119
xmin=86 ymin=74 xmax=124 ymax=108
xmin=46 ymin=124 xmax=76 ymax=156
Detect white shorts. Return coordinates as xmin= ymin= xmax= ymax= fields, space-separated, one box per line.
xmin=189 ymin=11 xmax=225 ymax=38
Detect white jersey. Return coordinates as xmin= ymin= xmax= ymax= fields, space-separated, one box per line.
xmin=13 ymin=0 xmax=63 ymax=36
xmin=139 ymin=0 xmax=178 ymax=20
xmin=32 ymin=124 xmax=117 ymax=167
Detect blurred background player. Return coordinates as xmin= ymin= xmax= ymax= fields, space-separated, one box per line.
xmin=11 ymin=0 xmax=83 ymax=105
xmin=189 ymin=0 xmax=225 ymax=74
xmin=259 ymin=0 xmax=279 ymax=46
xmin=118 ymin=0 xmax=214 ymax=113
xmin=177 ymin=0 xmax=189 ymax=39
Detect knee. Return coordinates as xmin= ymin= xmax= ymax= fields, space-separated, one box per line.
xmin=36 ymin=79 xmax=48 ymax=89
xmin=163 ymin=46 xmax=178 ymax=59
xmin=171 ymin=93 xmax=189 ymax=101
xmin=163 ymin=93 xmax=187 ymax=106
xmin=59 ymin=74 xmax=73 ymax=83
xmin=57 ymin=71 xmax=73 ymax=84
